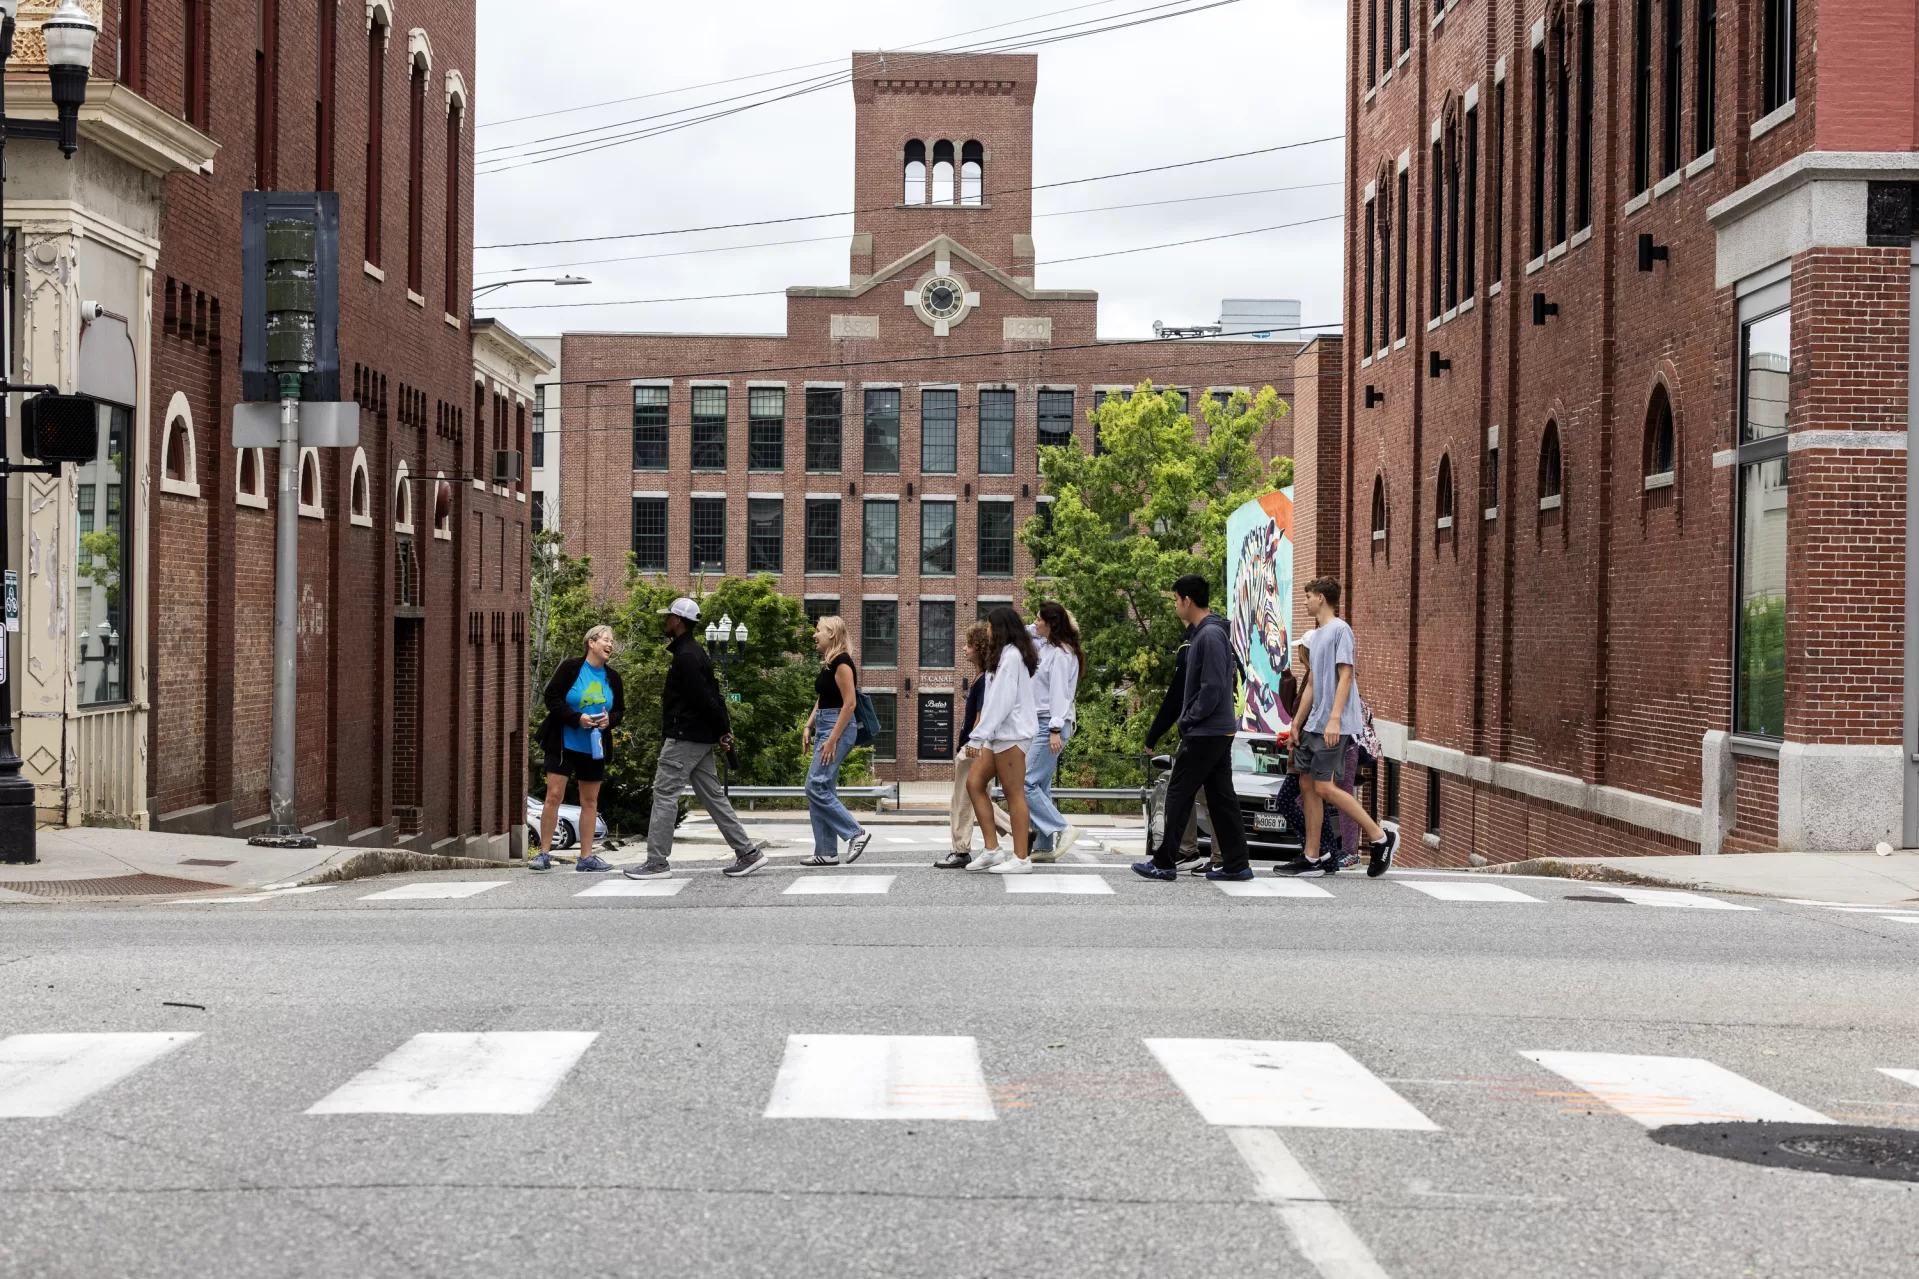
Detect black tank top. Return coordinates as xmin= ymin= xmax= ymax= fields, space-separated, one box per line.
xmin=816 ymin=654 xmax=856 ymax=711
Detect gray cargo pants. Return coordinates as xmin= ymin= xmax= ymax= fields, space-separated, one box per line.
xmin=647 ymin=738 xmax=756 ymax=869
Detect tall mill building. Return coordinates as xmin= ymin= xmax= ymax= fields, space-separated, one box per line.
xmin=1335 ymin=0 xmax=1918 ymax=855
xmin=0 ymin=2 xmax=537 ymax=853
xmin=560 ymin=51 xmax=1301 ymax=780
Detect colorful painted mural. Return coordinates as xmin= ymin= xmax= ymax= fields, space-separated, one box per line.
xmin=1226 ymin=488 xmax=1295 ymax=736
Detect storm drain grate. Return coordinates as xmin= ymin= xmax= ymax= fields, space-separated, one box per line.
xmin=1652 ymin=1122 xmax=1919 ymax=1183
xmin=0 ymin=874 xmax=229 ymax=898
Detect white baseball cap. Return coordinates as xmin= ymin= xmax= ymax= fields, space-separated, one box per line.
xmin=664 ymin=597 xmax=701 ymax=622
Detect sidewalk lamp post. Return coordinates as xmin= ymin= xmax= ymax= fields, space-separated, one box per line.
xmin=705 ymin=615 xmax=748 ymax=792
xmin=0 ymin=0 xmax=101 ymax=865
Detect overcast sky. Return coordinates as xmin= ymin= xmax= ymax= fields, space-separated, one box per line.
xmin=471 ymin=0 xmax=1347 ymax=341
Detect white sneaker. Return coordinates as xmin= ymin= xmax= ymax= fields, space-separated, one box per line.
xmin=966 ymin=849 xmax=1007 ymax=872
xmin=1054 ymin=827 xmax=1083 ymax=857
xmin=989 ymin=856 xmax=1033 ymax=874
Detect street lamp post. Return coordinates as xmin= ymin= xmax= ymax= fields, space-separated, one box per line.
xmin=471 ymin=275 xmax=590 ymax=301
xmin=704 ymin=615 xmax=749 ymax=795
xmin=0 ymin=0 xmax=99 ymax=864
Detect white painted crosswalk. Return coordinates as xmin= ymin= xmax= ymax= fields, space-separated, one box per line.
xmin=783 ymin=876 xmax=895 ymax=895
xmin=306 ymin=1032 xmax=598 ymax=1115
xmin=1147 ymin=1039 xmax=1440 ymax=1131
xmin=1520 ymin=1051 xmax=1833 ymax=1127
xmin=574 ymin=878 xmax=688 ymax=897
xmin=1879 ymin=1068 xmax=1919 ymax=1091
xmin=1399 ymin=881 xmax=1542 ymax=903
xmin=1582 ymin=886 xmax=1757 ymax=911
xmin=359 ymin=881 xmax=510 ymax=901
xmin=1001 ymin=874 xmax=1114 ymax=894
xmin=0 ymin=1033 xmax=199 ymax=1117
xmin=1214 ymin=878 xmax=1335 ymax=898
xmin=763 ymin=1034 xmax=995 ymax=1121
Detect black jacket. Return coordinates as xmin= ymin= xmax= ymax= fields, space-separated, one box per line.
xmin=539 ymin=657 xmax=626 ymax=756
xmin=661 ymin=632 xmax=731 ymax=744
xmin=1180 ymin=613 xmax=1239 ymax=737
xmin=1145 ymin=624 xmax=1198 ymax=749
xmin=960 ymin=676 xmax=988 ymax=743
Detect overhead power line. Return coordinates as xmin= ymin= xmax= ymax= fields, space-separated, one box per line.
xmin=475 ymin=134 xmax=1344 ymax=251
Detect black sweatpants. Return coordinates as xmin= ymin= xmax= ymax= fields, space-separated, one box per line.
xmin=1150 ymin=735 xmax=1250 ymax=874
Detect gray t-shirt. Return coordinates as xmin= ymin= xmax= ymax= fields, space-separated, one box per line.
xmin=1303 ymin=618 xmax=1366 ymax=737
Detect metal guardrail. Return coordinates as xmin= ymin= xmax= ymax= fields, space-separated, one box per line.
xmin=989 ymin=784 xmax=1149 ymax=803
xmin=680 ymin=782 xmax=900 ymax=811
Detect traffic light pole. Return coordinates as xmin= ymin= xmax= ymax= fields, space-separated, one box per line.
xmin=269 ymin=385 xmax=301 ymax=837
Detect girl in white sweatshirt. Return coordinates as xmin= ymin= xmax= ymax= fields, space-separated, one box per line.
xmin=965 ymin=606 xmax=1040 ymax=873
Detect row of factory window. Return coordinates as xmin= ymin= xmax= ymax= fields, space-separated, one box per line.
xmin=631 ymin=494 xmax=1039 ymax=579
xmin=632 ymin=385 xmax=1229 ymax=474
xmin=798 ymin=595 xmax=1016 ymax=675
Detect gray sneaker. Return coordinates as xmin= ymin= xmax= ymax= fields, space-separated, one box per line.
xmin=723 ymin=847 xmax=767 ymax=878
xmin=623 ymin=863 xmax=671 ymax=880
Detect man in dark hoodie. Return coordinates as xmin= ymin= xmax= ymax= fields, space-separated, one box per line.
xmin=1144 ymin=620 xmax=1212 ymax=870
xmin=624 ymin=597 xmax=766 ymax=881
xmin=1134 ymin=575 xmax=1253 ymax=882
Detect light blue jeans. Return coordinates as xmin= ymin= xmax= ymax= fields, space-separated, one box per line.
xmin=1024 ymin=722 xmax=1074 ymax=851
xmin=807 ymin=709 xmax=864 ymax=858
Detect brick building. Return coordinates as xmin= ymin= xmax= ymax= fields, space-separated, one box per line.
xmin=1330 ymin=0 xmax=1918 ymax=856
xmin=559 ymin=51 xmax=1300 ymax=780
xmin=0 ymin=0 xmax=532 ymax=853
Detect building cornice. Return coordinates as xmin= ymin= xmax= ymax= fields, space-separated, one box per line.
xmin=1707 ymin=151 xmax=1919 ymax=229
xmin=3 ymin=79 xmax=218 ymax=177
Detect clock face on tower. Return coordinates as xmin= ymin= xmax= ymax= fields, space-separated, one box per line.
xmin=904 ymin=264 xmax=981 ymax=337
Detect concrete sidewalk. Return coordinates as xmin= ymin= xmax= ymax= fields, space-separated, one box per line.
xmin=0 ymin=827 xmax=360 ymax=900
xmin=1477 ymin=850 xmax=1919 ymax=907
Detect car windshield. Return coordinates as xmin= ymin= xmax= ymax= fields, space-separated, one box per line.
xmin=1232 ymin=740 xmax=1287 ymax=776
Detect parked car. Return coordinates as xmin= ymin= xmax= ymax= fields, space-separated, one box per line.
xmin=1143 ymin=733 xmax=1305 ymax=862
xmin=525 ymin=796 xmax=609 ymax=852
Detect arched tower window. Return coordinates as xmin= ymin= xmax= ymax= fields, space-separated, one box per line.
xmin=1436 ymin=454 xmax=1455 ymax=525
xmin=903 ymin=139 xmax=926 ymax=205
xmin=1539 ymin=421 xmax=1564 ymax=505
xmin=1371 ymin=475 xmax=1388 ymax=543
xmin=931 ymin=140 xmax=955 ymax=204
xmin=1645 ymin=387 xmax=1675 ymax=479
xmin=960 ymin=140 xmax=984 ymax=205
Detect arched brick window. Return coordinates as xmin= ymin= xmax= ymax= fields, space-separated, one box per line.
xmin=298 ymin=447 xmax=325 ymax=518
xmin=1539 ymin=421 xmax=1564 ymax=507
xmin=160 ymin=392 xmax=199 ymax=498
xmin=1436 ymin=454 xmax=1454 ymax=525
xmin=931 ymin=139 xmax=954 ymax=204
xmin=349 ymin=447 xmax=373 ymax=527
xmin=393 ymin=460 xmax=414 ymax=533
xmin=1644 ymin=386 xmax=1675 ymax=480
xmin=903 ymin=139 xmax=925 ymax=205
xmin=1370 ymin=474 xmax=1388 ymax=547
xmin=960 ymin=140 xmax=984 ymax=205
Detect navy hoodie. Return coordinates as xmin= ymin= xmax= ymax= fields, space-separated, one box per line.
xmin=1179 ymin=613 xmax=1239 ymax=738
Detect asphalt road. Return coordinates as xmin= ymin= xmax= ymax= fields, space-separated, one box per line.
xmin=3 ymin=838 xmax=1918 ymax=1278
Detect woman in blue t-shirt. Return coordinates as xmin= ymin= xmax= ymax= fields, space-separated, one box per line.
xmin=534 ymin=625 xmax=626 ymax=872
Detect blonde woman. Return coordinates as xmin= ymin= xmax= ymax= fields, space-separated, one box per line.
xmin=533 ymin=624 xmax=624 ymax=873
xmin=801 ymin=615 xmax=873 ymax=866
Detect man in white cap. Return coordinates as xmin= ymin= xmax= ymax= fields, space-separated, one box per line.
xmin=625 ymin=597 xmax=767 ymax=879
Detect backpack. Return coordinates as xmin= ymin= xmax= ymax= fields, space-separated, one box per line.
xmin=853 ymin=690 xmax=883 ymax=748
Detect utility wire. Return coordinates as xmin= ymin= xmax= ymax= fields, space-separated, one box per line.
xmin=476 ymin=134 xmax=1343 ymax=251
xmin=474 ymin=181 xmax=1346 ymax=279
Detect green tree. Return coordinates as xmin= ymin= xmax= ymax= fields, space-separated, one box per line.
xmin=1024 ymin=382 xmax=1288 ymax=784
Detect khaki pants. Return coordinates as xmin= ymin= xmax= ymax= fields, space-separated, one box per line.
xmin=1180 ymin=794 xmax=1212 ymax=861
xmin=950 ymin=755 xmax=1014 ymax=851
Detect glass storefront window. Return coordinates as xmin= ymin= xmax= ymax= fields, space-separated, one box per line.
xmin=75 ymin=404 xmax=131 ymax=706
xmin=1734 ymin=304 xmax=1789 ymax=737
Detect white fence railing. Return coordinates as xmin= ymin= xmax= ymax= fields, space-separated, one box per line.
xmin=75 ymin=705 xmax=141 ymax=823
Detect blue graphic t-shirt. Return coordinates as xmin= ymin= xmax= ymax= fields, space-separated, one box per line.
xmin=564 ymin=661 xmax=613 ymax=754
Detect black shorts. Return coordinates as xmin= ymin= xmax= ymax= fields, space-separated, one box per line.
xmin=544 ymin=747 xmax=607 ymax=783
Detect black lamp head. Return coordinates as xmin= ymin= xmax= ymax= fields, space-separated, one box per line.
xmin=1365 ymin=384 xmax=1385 ymax=409
xmin=1637 ymin=232 xmax=1670 ymax=272
xmin=1428 ymin=351 xmax=1451 ymax=379
xmin=1531 ymin=292 xmax=1559 ymax=326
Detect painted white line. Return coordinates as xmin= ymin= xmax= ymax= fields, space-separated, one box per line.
xmin=1879 ymin=1068 xmax=1919 ymax=1090
xmin=0 ymin=1033 xmax=200 ymax=1118
xmin=1585 ymin=886 xmax=1757 ymax=910
xmin=763 ymin=1034 xmax=994 ymax=1121
xmin=574 ymin=879 xmax=689 ymax=898
xmin=1228 ymin=1127 xmax=1393 ymax=1279
xmin=784 ymin=876 xmax=895 ymax=895
xmin=1147 ymin=1039 xmax=1439 ymax=1130
xmin=1520 ymin=1051 xmax=1832 ymax=1128
xmin=885 ymin=837 xmax=918 ymax=844
xmin=1002 ymin=874 xmax=1115 ymax=895
xmin=1214 ymin=879 xmax=1336 ymax=899
xmin=307 ymin=1032 xmax=597 ymax=1114
xmin=1814 ymin=906 xmax=1919 ymax=915
xmin=1877 ymin=915 xmax=1919 ymax=924
xmin=1398 ymin=881 xmax=1542 ymax=903
xmin=359 ymin=881 xmax=510 ymax=901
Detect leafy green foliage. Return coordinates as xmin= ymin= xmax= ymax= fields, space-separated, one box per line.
xmin=1023 ymin=382 xmax=1288 ymax=784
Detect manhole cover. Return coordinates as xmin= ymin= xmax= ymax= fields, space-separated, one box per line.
xmin=1651 ymin=1122 xmax=1919 ymax=1182
xmin=1564 ymin=893 xmax=1630 ymax=904
xmin=0 ymin=874 xmax=228 ymax=898
xmin=179 ymin=858 xmax=237 ymax=867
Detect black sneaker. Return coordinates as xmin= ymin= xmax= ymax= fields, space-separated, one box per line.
xmin=1294 ymin=858 xmax=1338 ymax=878
xmin=722 ymin=848 xmax=767 ymax=878
xmin=1367 ymin=828 xmax=1399 ymax=878
xmin=934 ymin=851 xmax=971 ymax=869
xmin=1273 ymin=857 xmax=1317 ymax=876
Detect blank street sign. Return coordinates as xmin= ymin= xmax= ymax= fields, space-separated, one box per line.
xmin=763 ymin=1034 xmax=995 ymax=1121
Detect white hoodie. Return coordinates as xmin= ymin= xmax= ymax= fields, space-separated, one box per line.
xmin=970 ymin=643 xmax=1039 ymax=747
xmin=1032 ymin=632 xmax=1081 ymax=732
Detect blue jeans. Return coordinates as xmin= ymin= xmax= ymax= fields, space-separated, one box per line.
xmin=1024 ymin=723 xmax=1074 ymax=851
xmin=807 ymin=710 xmax=864 ymax=858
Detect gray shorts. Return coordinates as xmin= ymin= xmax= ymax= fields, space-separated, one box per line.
xmin=1293 ymin=730 xmax=1355 ymax=783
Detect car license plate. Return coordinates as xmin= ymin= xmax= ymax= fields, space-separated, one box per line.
xmin=1254 ymin=814 xmax=1287 ymax=832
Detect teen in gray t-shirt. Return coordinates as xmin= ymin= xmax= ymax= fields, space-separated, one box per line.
xmin=1303 ymin=617 xmax=1366 ymax=738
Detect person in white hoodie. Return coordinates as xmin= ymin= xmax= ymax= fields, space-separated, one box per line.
xmin=1025 ymin=601 xmax=1085 ymax=862
xmin=964 ymin=606 xmax=1041 ymax=874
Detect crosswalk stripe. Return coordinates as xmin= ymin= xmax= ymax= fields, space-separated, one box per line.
xmin=1228 ymin=1128 xmax=1394 ymax=1279
xmin=1146 ymin=1039 xmax=1440 ymax=1131
xmin=1586 ymin=887 xmax=1757 ymax=911
xmin=1213 ymin=879 xmax=1335 ymax=898
xmin=1002 ymin=874 xmax=1114 ymax=895
xmin=783 ymin=876 xmax=895 ymax=895
xmin=359 ymin=881 xmax=510 ymax=901
xmin=763 ymin=1034 xmax=995 ymax=1121
xmin=574 ymin=879 xmax=688 ymax=897
xmin=1876 ymin=916 xmax=1919 ymax=924
xmin=1879 ymin=1068 xmax=1919 ymax=1090
xmin=1519 ymin=1051 xmax=1832 ymax=1127
xmin=306 ymin=1032 xmax=597 ymax=1114
xmin=0 ymin=1033 xmax=200 ymax=1118
xmin=1398 ymin=881 xmax=1541 ymax=903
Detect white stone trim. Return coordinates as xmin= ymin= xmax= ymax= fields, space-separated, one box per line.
xmin=1397 ymin=148 xmax=1411 ymax=173
xmin=1464 ymin=82 xmax=1478 ymax=111
xmin=159 ymin=391 xmax=199 ymax=498
xmin=236 ymin=447 xmax=268 ymax=509
xmin=1539 ymin=494 xmax=1562 ymax=511
xmin=348 ymin=448 xmax=374 ymax=527
xmin=1624 ymin=190 xmax=1651 ymax=216
xmin=1643 ymin=470 xmax=1675 ymax=491
xmin=444 ymin=69 xmax=468 ymax=115
xmin=1787 ymin=430 xmax=1908 ymax=453
xmin=1364 ymin=180 xmax=1376 ymax=203
xmin=363 ymin=260 xmax=385 ymax=282
xmin=1707 ymin=151 xmax=1919 ymax=288
xmin=1653 ymin=169 xmax=1683 ymax=199
xmin=1686 ymin=148 xmax=1716 ymax=178
xmin=1778 ymin=741 xmax=1902 ymax=850
xmin=1494 ymin=56 xmax=1506 ymax=84
xmin=1570 ymin=226 xmax=1593 ymax=249
xmin=632 ymin=490 xmax=670 ymax=499
xmin=919 ymin=492 xmax=958 ymax=503
xmin=297 ymin=448 xmax=325 ymax=520
xmin=1749 ymin=98 xmax=1795 ymax=141
xmin=393 ymin=461 xmax=414 ymax=532
xmin=365 ymin=0 xmax=394 ymax=35
xmin=1530 ymin=16 xmax=1545 ymax=46
xmin=407 ymin=27 xmax=433 ymax=72
xmin=1712 ymin=448 xmax=1738 ymax=469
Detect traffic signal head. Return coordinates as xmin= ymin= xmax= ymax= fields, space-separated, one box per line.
xmin=20 ymin=393 xmax=98 ymax=464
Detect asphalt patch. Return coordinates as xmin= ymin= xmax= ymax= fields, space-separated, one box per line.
xmin=1563 ymin=894 xmax=1632 ymax=904
xmin=1651 ymin=1122 xmax=1919 ymax=1183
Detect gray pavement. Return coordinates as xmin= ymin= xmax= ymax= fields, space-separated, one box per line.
xmin=3 ymin=855 xmax=1918 ymax=1278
